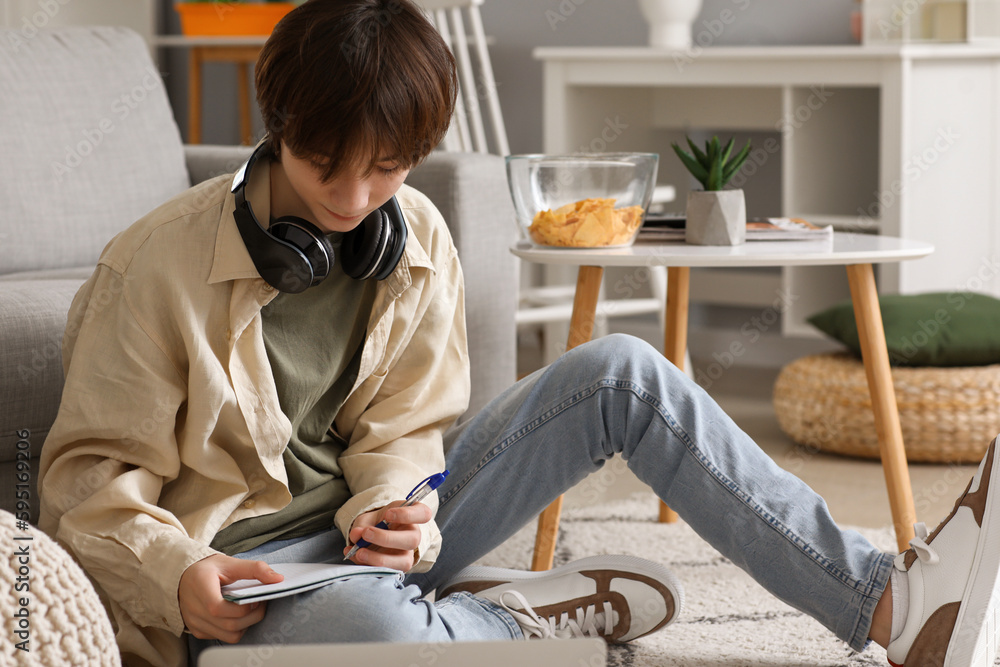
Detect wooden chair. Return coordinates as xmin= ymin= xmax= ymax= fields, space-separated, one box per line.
xmin=417 ymin=0 xmax=509 ymax=156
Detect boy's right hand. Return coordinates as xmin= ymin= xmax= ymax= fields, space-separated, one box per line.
xmin=178 ymin=553 xmax=284 ymax=643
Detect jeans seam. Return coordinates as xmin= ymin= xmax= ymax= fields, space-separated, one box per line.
xmin=442 ymin=377 xmax=879 ymax=601
xmin=452 ymin=592 xmax=523 ymax=638
xmin=607 ymin=377 xmax=882 ymax=599
xmin=624 ymin=376 xmax=891 ymax=649
xmin=437 ymin=379 xmax=620 ymax=508
xmin=687 ymin=449 xmax=873 ymax=593
xmin=847 ymin=551 xmax=893 ymax=652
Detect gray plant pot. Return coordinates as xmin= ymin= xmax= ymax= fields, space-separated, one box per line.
xmin=685 ymin=189 xmax=747 ymax=246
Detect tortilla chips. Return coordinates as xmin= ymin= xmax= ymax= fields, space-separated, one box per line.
xmin=529 ymin=198 xmax=644 ymax=247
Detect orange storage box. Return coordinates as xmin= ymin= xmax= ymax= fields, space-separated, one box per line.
xmin=176 ymin=3 xmax=296 ymax=37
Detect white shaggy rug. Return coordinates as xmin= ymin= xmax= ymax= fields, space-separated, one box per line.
xmin=475 ymin=492 xmax=901 ymax=667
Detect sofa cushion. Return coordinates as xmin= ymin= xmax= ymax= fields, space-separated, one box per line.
xmin=0 ymin=26 xmax=190 ymax=275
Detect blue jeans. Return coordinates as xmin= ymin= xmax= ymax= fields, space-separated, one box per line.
xmin=189 ymin=334 xmax=892 ymax=661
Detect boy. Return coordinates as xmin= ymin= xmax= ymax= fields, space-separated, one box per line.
xmin=40 ymin=1 xmax=1000 ymax=666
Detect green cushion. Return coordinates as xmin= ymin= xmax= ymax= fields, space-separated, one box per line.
xmin=807 ymin=292 xmax=1000 ymax=367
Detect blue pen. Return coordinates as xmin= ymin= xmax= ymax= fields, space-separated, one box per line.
xmin=345 ymin=470 xmax=449 ymax=561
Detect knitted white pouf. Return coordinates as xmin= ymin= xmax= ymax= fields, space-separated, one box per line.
xmin=1 ymin=511 xmax=120 ymax=666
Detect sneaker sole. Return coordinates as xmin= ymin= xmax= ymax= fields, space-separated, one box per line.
xmin=946 ymin=443 xmax=1000 ymax=667
xmin=441 ymin=554 xmax=684 ymax=633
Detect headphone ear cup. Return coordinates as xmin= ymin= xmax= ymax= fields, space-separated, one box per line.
xmin=342 ymin=199 xmax=408 ymax=281
xmin=269 ymin=216 xmax=335 ymax=287
xmin=342 ymin=209 xmax=387 ymax=280
xmin=376 ymin=199 xmax=407 ymax=281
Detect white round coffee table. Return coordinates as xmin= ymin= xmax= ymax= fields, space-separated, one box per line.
xmin=513 ymin=232 xmax=934 ymax=569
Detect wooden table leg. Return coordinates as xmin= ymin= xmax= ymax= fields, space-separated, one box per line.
xmin=237 ymin=62 xmax=253 ymax=145
xmin=566 ymin=266 xmax=605 ymax=350
xmin=531 ymin=265 xmax=604 ymax=571
xmin=658 ymin=266 xmax=690 ymax=523
xmin=845 ymin=264 xmax=917 ymax=553
xmin=188 ymin=47 xmax=203 ymax=145
xmin=664 ymin=267 xmax=690 ymax=371
xmin=532 ymin=494 xmax=563 ymax=572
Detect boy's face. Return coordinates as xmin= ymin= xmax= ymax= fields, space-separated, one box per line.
xmin=277 ymin=141 xmax=410 ymax=234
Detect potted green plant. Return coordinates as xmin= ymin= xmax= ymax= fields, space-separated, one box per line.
xmin=671 ymin=135 xmax=752 ymax=245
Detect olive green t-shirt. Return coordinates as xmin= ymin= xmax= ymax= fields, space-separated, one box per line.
xmin=211 ymin=238 xmax=376 ymax=555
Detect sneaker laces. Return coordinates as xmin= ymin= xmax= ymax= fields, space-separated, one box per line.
xmin=497 ymin=590 xmax=616 ymax=640
xmin=893 ymin=522 xmax=940 ymax=569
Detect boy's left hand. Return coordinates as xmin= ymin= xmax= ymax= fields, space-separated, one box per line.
xmin=344 ymin=500 xmax=432 ymax=572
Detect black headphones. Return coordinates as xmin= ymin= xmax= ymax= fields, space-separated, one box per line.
xmin=231 ymin=143 xmax=408 ymax=294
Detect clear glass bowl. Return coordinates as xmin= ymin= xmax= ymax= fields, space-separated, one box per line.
xmin=505 ymin=153 xmax=659 ymax=248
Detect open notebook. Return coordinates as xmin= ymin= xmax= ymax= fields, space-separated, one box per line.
xmin=199 ymin=638 xmax=607 ymax=667
xmin=220 ymin=562 xmax=401 ymax=605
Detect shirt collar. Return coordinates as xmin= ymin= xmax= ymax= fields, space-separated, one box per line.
xmin=208 ymin=151 xmax=273 ymax=285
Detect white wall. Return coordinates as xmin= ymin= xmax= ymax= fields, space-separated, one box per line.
xmin=150 ymin=0 xmax=856 ymax=149
xmin=481 ymin=0 xmax=856 ymax=154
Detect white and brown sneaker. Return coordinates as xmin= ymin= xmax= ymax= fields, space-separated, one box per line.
xmin=438 ymin=555 xmax=683 ymax=643
xmin=887 ymin=436 xmax=1000 ymax=667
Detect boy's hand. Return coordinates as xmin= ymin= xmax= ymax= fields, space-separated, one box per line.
xmin=344 ymin=500 xmax=432 ymax=572
xmin=178 ymin=554 xmax=284 ymax=643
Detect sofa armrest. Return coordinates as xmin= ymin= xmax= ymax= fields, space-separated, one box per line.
xmin=406 ymin=151 xmax=518 ymax=420
xmin=184 ymin=144 xmax=255 ymax=186
xmin=0 ymin=278 xmax=88 ymax=523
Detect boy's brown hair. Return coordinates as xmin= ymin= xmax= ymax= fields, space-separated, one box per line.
xmin=255 ymin=0 xmax=457 ymax=180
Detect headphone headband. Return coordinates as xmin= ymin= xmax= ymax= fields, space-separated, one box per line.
xmin=232 ymin=143 xmax=407 ymax=293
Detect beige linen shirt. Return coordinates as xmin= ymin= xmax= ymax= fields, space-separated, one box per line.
xmin=38 ymin=165 xmax=470 ymax=667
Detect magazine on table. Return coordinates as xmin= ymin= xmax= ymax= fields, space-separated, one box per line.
xmin=638 ymin=215 xmax=834 ymax=242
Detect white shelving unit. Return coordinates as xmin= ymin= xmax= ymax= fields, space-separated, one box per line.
xmin=535 ymin=44 xmax=1000 ymax=337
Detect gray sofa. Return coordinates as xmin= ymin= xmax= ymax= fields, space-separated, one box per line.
xmin=0 ymin=26 xmax=517 ymax=525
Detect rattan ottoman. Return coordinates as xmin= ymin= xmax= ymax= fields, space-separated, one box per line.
xmin=773 ymin=352 xmax=1000 ymax=463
